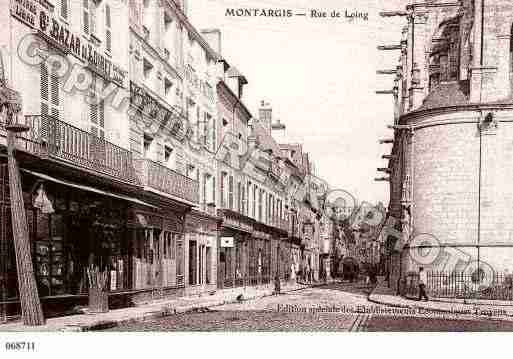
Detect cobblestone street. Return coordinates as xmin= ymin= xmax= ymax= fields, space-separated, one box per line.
xmin=108 ymin=282 xmax=372 ymax=331
xmin=106 ymin=281 xmax=513 ymax=332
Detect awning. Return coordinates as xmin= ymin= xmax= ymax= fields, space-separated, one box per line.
xmin=21 ymin=169 xmax=159 ymax=209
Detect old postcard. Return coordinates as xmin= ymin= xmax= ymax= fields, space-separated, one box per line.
xmin=1 ymin=0 xmax=513 ymax=355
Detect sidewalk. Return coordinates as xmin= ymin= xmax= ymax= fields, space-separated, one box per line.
xmin=0 ymin=281 xmax=317 ymax=332
xmin=368 ymin=279 xmax=513 ymax=321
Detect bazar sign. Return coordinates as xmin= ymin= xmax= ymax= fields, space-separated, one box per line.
xmin=11 ymin=0 xmax=126 ymax=87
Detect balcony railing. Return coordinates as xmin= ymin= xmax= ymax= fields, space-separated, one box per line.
xmin=268 ymin=216 xmax=289 ymax=233
xmin=6 ymin=115 xmax=138 ymax=185
xmin=139 ymin=159 xmax=199 ymax=204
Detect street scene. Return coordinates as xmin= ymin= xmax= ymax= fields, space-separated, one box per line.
xmin=2 ymin=0 xmax=513 ymax=341
xmin=104 ymin=280 xmax=513 ymax=332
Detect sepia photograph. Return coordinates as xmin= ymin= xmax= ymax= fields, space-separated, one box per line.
xmin=1 ymin=0 xmax=513 ymax=356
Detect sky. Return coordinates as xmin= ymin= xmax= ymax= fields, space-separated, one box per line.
xmin=189 ymin=0 xmax=409 ymax=205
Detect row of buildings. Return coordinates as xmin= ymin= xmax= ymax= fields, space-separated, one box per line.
xmin=0 ymin=0 xmax=338 ymax=318
xmin=379 ymin=0 xmax=513 ymax=293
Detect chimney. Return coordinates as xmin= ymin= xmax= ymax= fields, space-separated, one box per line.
xmin=259 ymin=101 xmax=272 ymax=134
xmin=180 ymin=0 xmax=189 ymax=17
xmin=271 ymin=118 xmax=286 ymax=143
xmin=201 ymin=29 xmax=222 ymax=56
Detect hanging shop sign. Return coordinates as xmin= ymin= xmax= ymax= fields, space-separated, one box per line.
xmin=220 ymin=237 xmax=234 ymax=248
xmin=129 ymin=81 xmax=190 ymax=141
xmin=11 ymin=0 xmax=127 ymax=87
xmin=219 ymin=210 xmax=253 ymax=233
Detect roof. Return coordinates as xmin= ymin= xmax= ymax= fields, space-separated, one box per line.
xmin=226 ymin=65 xmax=248 ymax=85
xmin=417 ymin=80 xmax=470 ymax=111
xmin=279 ymin=143 xmax=306 ymax=172
xmin=251 ymin=120 xmax=282 ymax=156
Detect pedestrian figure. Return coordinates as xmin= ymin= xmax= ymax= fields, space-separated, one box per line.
xmin=274 ymin=274 xmax=281 ymax=295
xmin=290 ymin=262 xmax=296 ymax=283
xmin=418 ymin=267 xmax=429 ymax=301
xmin=306 ymin=262 xmax=311 ymax=284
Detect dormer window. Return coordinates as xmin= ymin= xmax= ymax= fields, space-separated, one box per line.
xmin=429 ymin=19 xmax=460 ymax=89
xmin=164 ymin=78 xmax=173 ymax=96
xmin=143 ymin=58 xmax=153 ymax=84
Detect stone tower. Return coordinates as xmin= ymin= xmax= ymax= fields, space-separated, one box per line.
xmin=387 ymin=0 xmax=513 ymax=285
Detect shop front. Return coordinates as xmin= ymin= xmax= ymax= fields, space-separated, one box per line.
xmin=216 ymin=210 xmax=275 ymax=289
xmin=0 ymin=163 xmax=189 ymax=319
xmin=217 ymin=209 xmax=253 ymax=289
xmin=184 ymin=211 xmax=219 ymax=296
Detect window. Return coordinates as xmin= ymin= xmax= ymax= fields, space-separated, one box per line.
xmin=241 ymin=183 xmax=246 ymax=215
xmin=203 ymin=112 xmax=213 ymax=149
xmin=164 ymin=145 xmax=174 ymax=166
xmin=202 ymin=173 xmax=209 ymax=206
xmin=89 ymin=94 xmax=105 ymax=139
xmin=60 ymin=0 xmax=69 ymax=19
xmin=252 ymin=184 xmax=257 ymax=218
xmin=228 ymin=175 xmax=234 ymax=210
xmin=176 ymin=236 xmax=184 ymax=281
xmin=206 ymin=246 xmax=212 ymax=284
xmin=258 ymin=189 xmax=263 ymax=221
xmin=220 ymin=171 xmax=227 ymax=208
xmin=247 ymin=181 xmax=251 ymax=216
xmin=164 ymin=11 xmax=173 ymax=31
xmin=186 ymin=164 xmax=196 ymax=179
xmin=199 ymin=244 xmax=205 ymax=285
xmin=237 ymin=182 xmax=241 ymax=212
xmin=83 ymin=0 xmax=90 ymax=34
xmin=105 ymin=4 xmax=112 ymax=53
xmin=164 ymin=78 xmax=173 ymax=97
xmin=163 ymin=232 xmax=175 ymax=260
xmin=143 ymin=135 xmax=153 ymax=158
xmin=143 ymin=58 xmax=153 ymax=84
xmin=142 ymin=0 xmax=151 ymax=36
xmin=195 ymin=106 xmax=201 ymax=142
xmin=41 ymin=62 xmax=60 ymax=122
xmin=188 ymin=239 xmax=197 ymax=285
xmin=83 ymin=0 xmax=97 ymax=36
xmin=211 ymin=176 xmax=216 ymax=205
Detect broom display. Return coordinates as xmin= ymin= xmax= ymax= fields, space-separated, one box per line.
xmin=87 ymin=265 xmax=109 ymax=313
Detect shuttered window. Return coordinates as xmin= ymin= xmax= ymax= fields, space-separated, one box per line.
xmin=61 ymin=0 xmax=69 ymax=20
xmin=105 ymin=4 xmax=112 ymax=52
xmin=228 ymin=176 xmax=234 ymax=210
xmin=41 ymin=62 xmax=59 ymax=120
xmin=90 ymin=94 xmax=105 ymax=138
xmin=90 ymin=2 xmax=97 ymax=35
xmin=83 ymin=0 xmax=97 ymax=36
xmin=83 ymin=0 xmax=89 ymax=35
xmin=237 ymin=182 xmax=241 ymax=212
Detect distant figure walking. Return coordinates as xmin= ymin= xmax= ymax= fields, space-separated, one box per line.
xmin=418 ymin=267 xmax=429 ymax=301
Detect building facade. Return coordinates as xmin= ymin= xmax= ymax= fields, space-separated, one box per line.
xmin=1 ymin=0 xmax=335 ymax=320
xmin=383 ymin=0 xmax=513 ymax=290
xmin=128 ymin=0 xmax=220 ymax=297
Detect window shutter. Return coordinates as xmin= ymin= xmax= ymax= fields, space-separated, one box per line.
xmin=106 ymin=4 xmax=111 ymax=28
xmin=83 ymin=0 xmax=89 ymax=35
xmin=50 ymin=71 xmax=59 ymax=107
xmin=229 ymin=176 xmax=234 ymax=210
xmin=40 ymin=63 xmax=48 ymax=102
xmin=61 ymin=0 xmax=68 ymax=20
xmin=99 ymin=100 xmax=105 ymax=138
xmin=212 ymin=176 xmax=216 ymax=203
xmin=105 ymin=4 xmax=112 ymax=52
xmin=211 ymin=118 xmax=216 ymax=151
xmin=90 ymin=6 xmax=97 ymax=35
xmin=99 ymin=99 xmax=105 ymax=128
xmin=90 ymin=100 xmax=98 ymax=125
xmin=220 ymin=173 xmax=225 ymax=207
